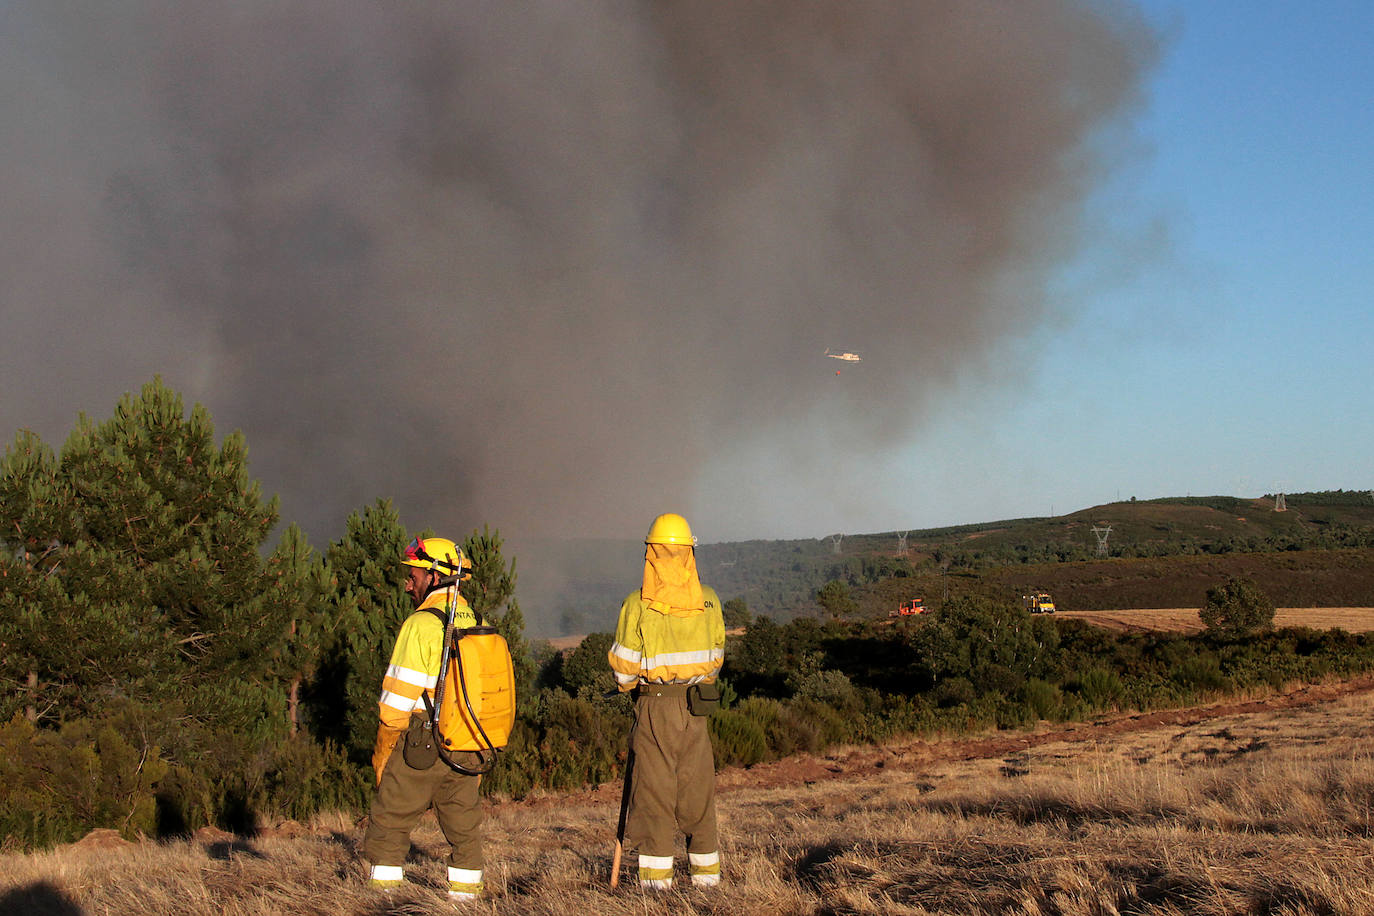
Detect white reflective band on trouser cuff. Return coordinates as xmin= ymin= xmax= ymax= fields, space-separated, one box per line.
xmin=690 ymin=850 xmax=721 ymax=885
xmin=638 ymin=852 xmax=674 ymax=886
xmin=449 ymin=865 xmax=483 ymax=900
xmin=369 ymin=865 xmax=403 ymax=883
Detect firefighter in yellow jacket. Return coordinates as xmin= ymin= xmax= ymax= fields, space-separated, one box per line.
xmin=364 ymin=535 xmax=486 ymax=901
xmin=608 ymin=513 xmax=726 ymax=890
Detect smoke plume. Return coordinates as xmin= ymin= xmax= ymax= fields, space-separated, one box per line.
xmin=1 ymin=2 xmax=1155 ymax=617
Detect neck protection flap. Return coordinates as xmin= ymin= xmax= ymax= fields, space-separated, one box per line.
xmin=641 ymin=543 xmax=705 ymax=617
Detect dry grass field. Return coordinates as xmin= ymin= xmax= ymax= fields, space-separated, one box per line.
xmin=8 ymin=677 xmax=1374 ymax=915
xmin=1057 ymin=607 xmax=1374 ymax=634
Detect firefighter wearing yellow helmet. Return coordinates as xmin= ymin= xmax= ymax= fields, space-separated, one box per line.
xmin=608 ymin=513 xmax=726 ymax=890
xmin=363 ymin=535 xmax=487 ymax=902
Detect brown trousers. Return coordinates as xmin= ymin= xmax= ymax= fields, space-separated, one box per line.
xmin=363 ymin=733 xmax=485 ymax=871
xmin=626 ymin=687 xmax=719 ymax=858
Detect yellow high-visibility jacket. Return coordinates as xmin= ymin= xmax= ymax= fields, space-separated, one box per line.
xmin=608 ymin=586 xmax=725 ymax=691
xmin=377 ymin=588 xmax=477 ymax=730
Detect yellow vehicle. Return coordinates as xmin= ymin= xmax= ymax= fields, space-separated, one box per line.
xmin=1022 ymin=592 xmax=1056 ymax=614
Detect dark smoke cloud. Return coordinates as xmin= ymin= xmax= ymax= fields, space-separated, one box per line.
xmin=1 ymin=2 xmax=1156 ymax=620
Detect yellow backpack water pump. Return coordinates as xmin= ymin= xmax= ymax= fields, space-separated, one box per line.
xmin=427 ymin=579 xmax=516 ymax=776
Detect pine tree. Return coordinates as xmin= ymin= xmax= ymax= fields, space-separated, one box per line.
xmin=265 ymin=524 xmax=330 ymax=737
xmin=0 ymin=431 xmax=74 ymax=723
xmin=49 ymin=378 xmax=289 ymax=737
xmin=816 ymin=579 xmax=859 ymax=620
xmin=3 ymin=381 xmax=292 ymax=735
xmin=315 ymin=499 xmax=410 ymax=762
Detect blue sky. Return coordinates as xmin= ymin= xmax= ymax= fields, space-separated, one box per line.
xmin=830 ymin=0 xmax=1374 ymax=535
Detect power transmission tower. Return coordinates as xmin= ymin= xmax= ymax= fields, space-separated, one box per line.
xmin=830 ymin=534 xmax=843 ymax=554
xmin=1274 ymin=493 xmax=1286 ymax=512
xmin=1091 ymin=524 xmax=1112 ymax=557
xmin=895 ymin=531 xmax=909 ymax=556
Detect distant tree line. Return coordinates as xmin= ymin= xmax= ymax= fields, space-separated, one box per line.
xmin=1271 ymin=490 xmax=1374 ymax=507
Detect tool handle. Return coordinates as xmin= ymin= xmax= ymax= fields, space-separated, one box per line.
xmin=610 ymin=743 xmax=635 ymax=888
xmin=431 ymin=573 xmax=459 ymax=727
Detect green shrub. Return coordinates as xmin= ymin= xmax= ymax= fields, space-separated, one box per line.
xmin=1020 ymin=679 xmax=1063 ymax=721
xmin=931 ymin=677 xmax=977 ymax=708
xmin=484 ymin=689 xmax=629 ymax=797
xmin=0 ymin=713 xmax=169 ymax=848
xmin=1121 ymin=676 xmax=1186 ymax=711
xmin=989 ymin=693 xmax=1036 ymax=729
xmin=873 ymin=693 xmax=940 ymax=739
xmin=560 ymin=633 xmax=616 ymax=696
xmin=484 ymin=719 xmax=537 ymax=798
xmin=1173 ymin=653 xmax=1227 ymax=692
xmin=253 ymin=737 xmax=369 ymax=822
xmin=716 ymin=675 xmax=738 ymax=710
xmin=761 ymin=699 xmax=842 ymax=757
xmin=792 ymin=668 xmax=859 ymax=713
xmin=1071 ymin=668 xmax=1125 ymax=711
xmin=960 ymin=694 xmax=1004 ymax=732
xmin=734 ymin=696 xmax=802 ymax=759
xmin=708 ymin=709 xmax=768 ymax=768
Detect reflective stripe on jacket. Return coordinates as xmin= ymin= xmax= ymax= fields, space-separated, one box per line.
xmin=608 ymin=586 xmax=725 ymax=690
xmin=378 ymin=588 xmax=477 ymax=729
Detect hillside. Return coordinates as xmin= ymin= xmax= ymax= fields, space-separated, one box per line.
xmin=843 ymin=547 xmax=1374 ymax=616
xmin=517 ymin=491 xmax=1374 ymax=635
xmin=697 ymin=490 xmax=1374 ymax=621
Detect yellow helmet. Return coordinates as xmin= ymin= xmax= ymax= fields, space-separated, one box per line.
xmin=401 ymin=536 xmax=472 ymax=579
xmin=645 ymin=513 xmax=696 ymax=546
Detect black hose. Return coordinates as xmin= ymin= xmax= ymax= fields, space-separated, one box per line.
xmin=438 ymin=627 xmax=500 ymax=776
